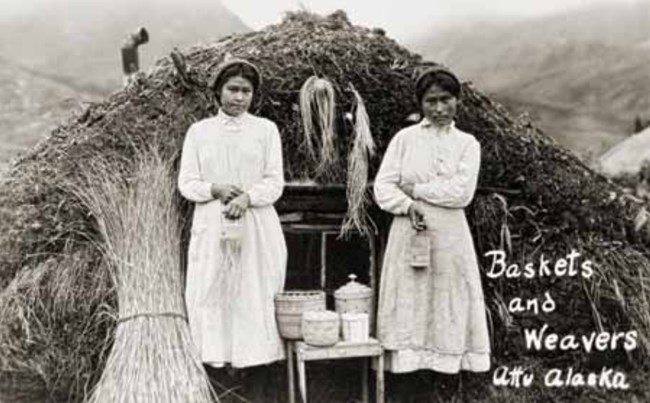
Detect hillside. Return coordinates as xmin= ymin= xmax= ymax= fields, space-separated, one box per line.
xmin=0 ymin=59 xmax=99 ymax=172
xmin=0 ymin=0 xmax=248 ymax=169
xmin=411 ymin=1 xmax=650 ymax=159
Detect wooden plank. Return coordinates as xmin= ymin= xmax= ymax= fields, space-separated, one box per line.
xmin=296 ymin=340 xmax=383 ymax=361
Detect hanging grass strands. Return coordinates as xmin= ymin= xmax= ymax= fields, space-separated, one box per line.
xmin=341 ymin=84 xmax=376 ymax=238
xmin=68 ymin=149 xmax=216 ymax=403
xmin=299 ymin=75 xmax=317 ymax=160
xmin=299 ymin=75 xmax=338 ymax=176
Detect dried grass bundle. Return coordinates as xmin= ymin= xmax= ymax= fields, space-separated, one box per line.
xmin=299 ymin=75 xmax=338 ymax=176
xmin=67 ymin=149 xmax=216 ymax=403
xmin=340 ymin=84 xmax=376 ymax=238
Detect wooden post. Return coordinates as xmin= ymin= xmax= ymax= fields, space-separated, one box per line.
xmin=368 ymin=233 xmax=378 ymax=336
xmin=287 ymin=341 xmax=295 ymax=403
xmin=376 ymin=353 xmax=385 ymax=403
xmin=320 ymin=232 xmax=327 ymax=289
xmin=297 ymin=356 xmax=307 ymax=403
xmin=362 ymin=359 xmax=369 ymax=403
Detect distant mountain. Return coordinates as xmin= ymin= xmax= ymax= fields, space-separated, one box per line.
xmin=411 ymin=1 xmax=650 ymax=159
xmin=0 ymin=0 xmax=248 ymax=91
xmin=0 ymin=0 xmax=248 ymax=168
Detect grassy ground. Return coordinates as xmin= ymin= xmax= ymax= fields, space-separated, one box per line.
xmin=2 ymin=351 xmax=650 ymax=402
xmin=207 ymin=363 xmax=650 ymax=403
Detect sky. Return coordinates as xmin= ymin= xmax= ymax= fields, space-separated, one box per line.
xmin=0 ymin=0 xmax=644 ymax=40
xmin=219 ymin=0 xmax=643 ymax=40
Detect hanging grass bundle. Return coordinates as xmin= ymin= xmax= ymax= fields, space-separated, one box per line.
xmin=67 ymin=149 xmax=216 ymax=403
xmin=341 ymin=84 xmax=376 ymax=238
xmin=299 ymin=75 xmax=338 ymax=176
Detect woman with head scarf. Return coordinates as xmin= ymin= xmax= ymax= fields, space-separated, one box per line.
xmin=178 ymin=58 xmax=287 ymax=371
xmin=373 ymin=66 xmax=491 ymax=397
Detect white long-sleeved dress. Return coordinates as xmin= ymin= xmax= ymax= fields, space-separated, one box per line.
xmin=373 ymin=119 xmax=491 ymax=373
xmin=178 ymin=110 xmax=287 ymax=368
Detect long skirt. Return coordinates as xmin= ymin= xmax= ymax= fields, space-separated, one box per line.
xmin=185 ymin=202 xmax=287 ymax=368
xmin=377 ymin=203 xmax=490 ymax=373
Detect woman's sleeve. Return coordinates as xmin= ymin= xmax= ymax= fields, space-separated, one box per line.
xmin=373 ymin=134 xmax=414 ymax=215
xmin=177 ymin=125 xmax=214 ymax=203
xmin=412 ymin=138 xmax=481 ymax=208
xmin=246 ymin=122 xmax=285 ymax=207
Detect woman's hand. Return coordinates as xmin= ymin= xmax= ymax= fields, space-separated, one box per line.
xmin=408 ymin=201 xmax=427 ymax=231
xmin=399 ymin=182 xmax=415 ymax=199
xmin=224 ymin=193 xmax=251 ymax=219
xmin=211 ymin=184 xmax=243 ymax=204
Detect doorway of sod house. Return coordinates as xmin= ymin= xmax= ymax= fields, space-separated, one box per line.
xmin=284 ymin=230 xmax=371 ymax=295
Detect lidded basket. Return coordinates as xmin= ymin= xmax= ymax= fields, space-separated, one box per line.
xmin=334 ymin=274 xmax=372 ymax=314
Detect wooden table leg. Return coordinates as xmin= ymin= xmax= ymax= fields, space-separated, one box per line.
xmin=297 ymin=355 xmax=307 ymax=403
xmin=287 ymin=341 xmax=295 ymax=403
xmin=376 ymin=353 xmax=385 ymax=403
xmin=362 ymin=358 xmax=369 ymax=403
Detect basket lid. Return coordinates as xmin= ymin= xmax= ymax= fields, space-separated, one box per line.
xmin=334 ymin=274 xmax=372 ymax=298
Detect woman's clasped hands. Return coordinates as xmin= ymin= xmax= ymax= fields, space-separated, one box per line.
xmin=399 ymin=182 xmax=427 ymax=231
xmin=211 ymin=184 xmax=251 ymax=219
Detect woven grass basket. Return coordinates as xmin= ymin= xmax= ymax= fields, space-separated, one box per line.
xmin=302 ymin=310 xmax=340 ymax=346
xmin=274 ymin=290 xmax=326 ymax=339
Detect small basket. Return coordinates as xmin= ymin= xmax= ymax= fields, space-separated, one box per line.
xmin=274 ymin=290 xmax=326 ymax=340
xmin=221 ymin=217 xmax=243 ymax=240
xmin=302 ymin=310 xmax=340 ymax=347
xmin=334 ymin=274 xmax=373 ymax=314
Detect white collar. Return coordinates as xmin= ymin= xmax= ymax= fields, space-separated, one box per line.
xmin=420 ymin=118 xmax=454 ymax=135
xmin=216 ymin=109 xmax=248 ymax=127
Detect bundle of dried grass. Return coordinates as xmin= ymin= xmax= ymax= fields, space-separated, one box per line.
xmin=299 ymin=75 xmax=337 ymax=176
xmin=340 ymin=84 xmax=376 ymax=238
xmin=67 ymin=149 xmax=216 ymax=403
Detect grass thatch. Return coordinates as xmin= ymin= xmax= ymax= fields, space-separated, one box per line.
xmin=0 ymin=9 xmax=649 ymax=402
xmin=0 ymin=248 xmax=114 ymax=402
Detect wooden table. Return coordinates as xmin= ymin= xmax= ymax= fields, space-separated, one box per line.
xmin=286 ymin=338 xmax=384 ymax=403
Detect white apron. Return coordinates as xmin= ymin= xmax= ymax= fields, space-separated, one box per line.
xmin=178 ymin=111 xmax=287 ymax=367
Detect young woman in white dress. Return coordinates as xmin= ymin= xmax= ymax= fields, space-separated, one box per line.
xmin=178 ymin=58 xmax=287 ymax=371
xmin=374 ymin=67 xmax=491 ymax=399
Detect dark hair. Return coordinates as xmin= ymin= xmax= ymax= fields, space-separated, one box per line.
xmin=415 ymin=69 xmax=461 ymax=105
xmin=213 ymin=62 xmax=260 ymax=98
